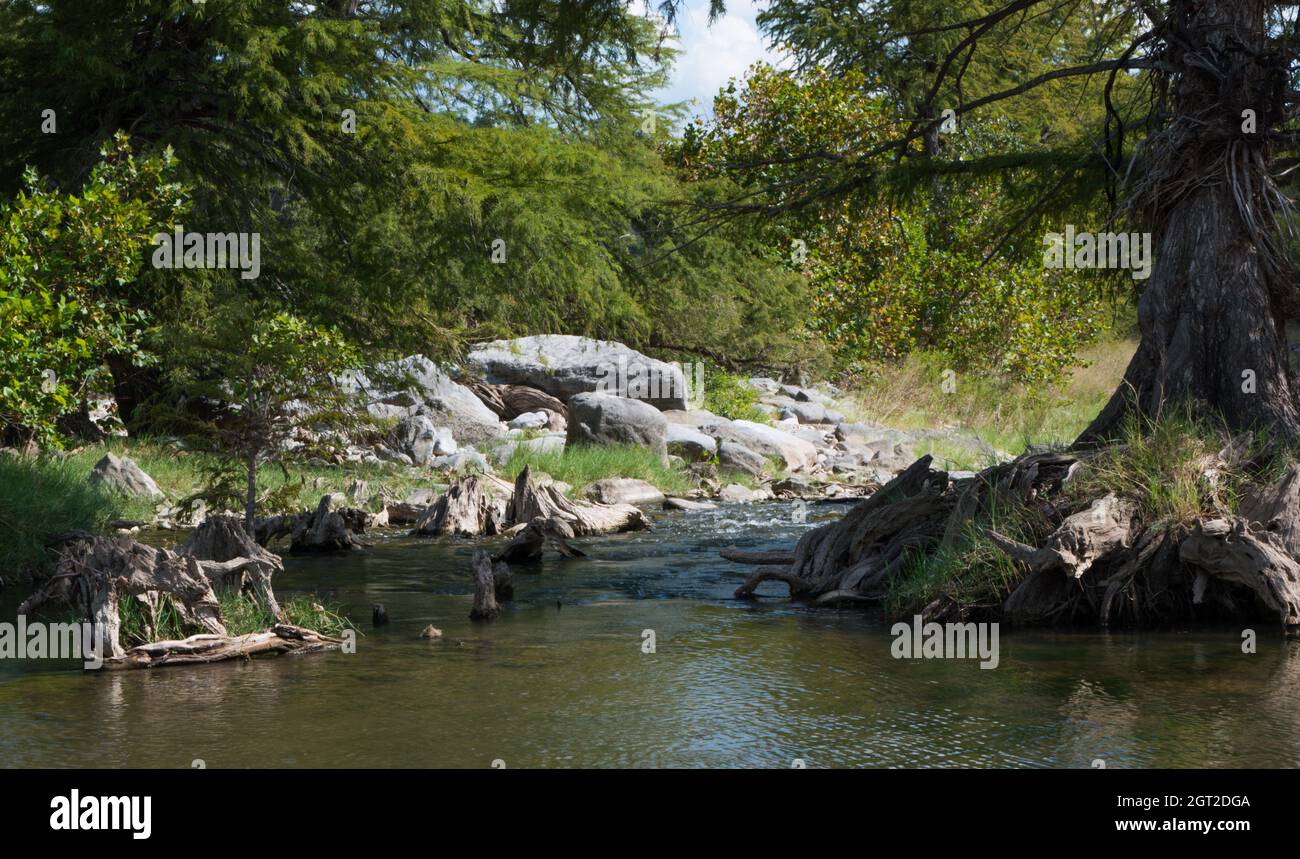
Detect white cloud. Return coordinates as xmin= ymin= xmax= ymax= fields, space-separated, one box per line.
xmin=652 ymin=1 xmax=786 ymax=115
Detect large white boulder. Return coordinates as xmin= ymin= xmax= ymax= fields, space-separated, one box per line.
xmin=467 ymin=335 xmax=690 ymax=410
xmin=566 ymin=392 xmax=668 ymax=459
xmin=339 ymin=355 xmax=502 ymax=445
xmin=714 ymin=420 xmax=818 ymax=471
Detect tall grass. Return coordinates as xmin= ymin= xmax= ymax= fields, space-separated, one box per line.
xmin=884 ymin=489 xmax=1052 ymax=618
xmin=497 ymin=442 xmax=692 ymax=495
xmin=842 ymin=338 xmax=1136 ymax=457
xmin=117 ymin=591 xmax=356 ymax=646
xmin=0 ymin=455 xmax=121 ymax=578
xmin=1068 ymin=407 xmax=1287 ymax=527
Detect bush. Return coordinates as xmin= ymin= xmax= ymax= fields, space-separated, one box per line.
xmin=701 ymin=367 xmax=766 ymax=421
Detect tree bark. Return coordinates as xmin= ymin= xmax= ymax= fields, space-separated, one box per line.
xmin=1077 ymin=0 xmax=1299 ymax=445
xmin=244 ymin=451 xmax=258 ymax=536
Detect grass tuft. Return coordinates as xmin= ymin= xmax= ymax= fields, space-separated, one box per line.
xmin=0 ymin=455 xmax=120 ymax=578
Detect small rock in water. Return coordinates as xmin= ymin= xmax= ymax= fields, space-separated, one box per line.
xmin=372 ymin=604 xmax=390 ymax=627
xmin=420 ymin=624 xmax=443 ymax=640
xmin=663 ymin=496 xmax=718 ymax=512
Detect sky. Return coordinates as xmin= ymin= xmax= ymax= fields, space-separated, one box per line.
xmin=649 ymin=0 xmax=787 ymax=115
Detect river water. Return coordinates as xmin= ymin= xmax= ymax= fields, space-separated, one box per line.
xmin=2 ymin=500 xmax=1298 ymax=768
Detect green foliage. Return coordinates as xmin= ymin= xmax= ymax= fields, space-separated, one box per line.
xmin=0 ymin=455 xmax=119 ymax=579
xmin=157 ymin=306 xmax=362 ymax=526
xmin=0 ymin=0 xmax=813 ymax=376
xmin=673 ymin=65 xmax=1108 ymax=382
xmin=701 ymin=367 xmax=765 ymax=422
xmin=0 ymin=135 xmax=184 ymax=445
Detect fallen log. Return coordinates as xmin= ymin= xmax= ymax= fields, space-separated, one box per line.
xmin=468 ymin=381 xmax=566 ymax=421
xmin=104 ymin=624 xmax=342 ymax=670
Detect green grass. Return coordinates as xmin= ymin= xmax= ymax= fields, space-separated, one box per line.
xmin=884 ymin=489 xmax=1051 ymax=619
xmin=117 ymin=590 xmax=356 ymax=646
xmin=60 ymin=437 xmax=432 ymax=518
xmin=841 ymin=337 xmax=1136 ymax=459
xmin=1068 ymin=407 xmax=1288 ymax=527
xmin=497 ymin=442 xmax=693 ymax=496
xmin=0 ymin=455 xmax=121 ymax=578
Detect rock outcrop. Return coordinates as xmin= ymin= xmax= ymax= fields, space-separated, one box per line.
xmin=468 ymin=335 xmax=689 ymax=410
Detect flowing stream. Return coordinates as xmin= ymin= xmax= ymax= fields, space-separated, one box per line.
xmin=2 ymin=500 xmax=1299 ymax=768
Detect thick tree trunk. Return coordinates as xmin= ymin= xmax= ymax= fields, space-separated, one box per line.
xmin=244 ymin=452 xmax=258 ymax=536
xmin=1077 ymin=0 xmax=1299 ymax=445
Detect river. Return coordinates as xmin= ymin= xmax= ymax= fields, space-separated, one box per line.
xmin=2 ymin=500 xmax=1298 ymax=768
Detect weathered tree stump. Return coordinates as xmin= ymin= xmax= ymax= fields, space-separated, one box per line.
xmin=412 ymin=475 xmax=510 ymax=537
xmin=469 ymin=549 xmax=511 ymax=620
xmin=17 ymin=528 xmax=343 ymax=668
xmin=290 ymin=496 xmax=357 ymax=553
xmin=508 ymin=465 xmax=648 ymax=537
xmin=493 ymin=516 xmax=588 ymax=563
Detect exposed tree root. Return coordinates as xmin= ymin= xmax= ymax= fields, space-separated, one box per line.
xmin=723 ymin=448 xmax=1300 ymax=629
xmin=17 ymin=517 xmax=341 ymax=668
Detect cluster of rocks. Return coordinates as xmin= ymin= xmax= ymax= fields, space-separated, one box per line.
xmin=77 ymin=336 xmax=988 ymax=536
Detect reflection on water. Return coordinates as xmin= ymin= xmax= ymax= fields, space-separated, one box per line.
xmin=2 ymin=501 xmax=1298 ymax=768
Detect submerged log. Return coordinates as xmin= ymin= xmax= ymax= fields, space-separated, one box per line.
xmin=719 ymin=548 xmax=796 ymax=565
